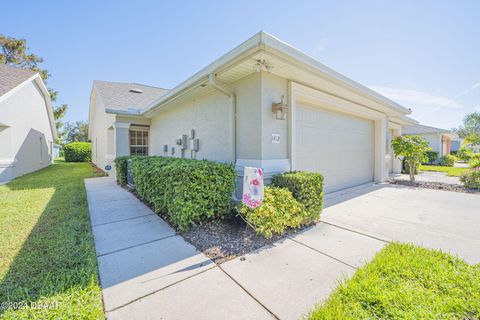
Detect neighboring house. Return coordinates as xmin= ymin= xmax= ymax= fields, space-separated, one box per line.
xmin=451 ymin=138 xmax=462 ymax=152
xmin=0 ymin=64 xmax=57 ymax=183
xmin=88 ymin=31 xmax=416 ymax=194
xmin=88 ymin=80 xmax=168 ymax=173
xmin=403 ymin=124 xmax=457 ymax=158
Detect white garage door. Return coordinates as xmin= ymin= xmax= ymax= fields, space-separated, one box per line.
xmin=295 ymin=103 xmax=375 ymax=193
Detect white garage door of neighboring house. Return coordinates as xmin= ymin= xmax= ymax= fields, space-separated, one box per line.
xmin=295 ymin=103 xmax=375 ymax=193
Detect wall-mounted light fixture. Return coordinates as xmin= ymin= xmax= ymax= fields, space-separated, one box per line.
xmin=272 ymin=95 xmax=288 ymax=120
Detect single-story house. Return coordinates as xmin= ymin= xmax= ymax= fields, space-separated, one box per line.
xmin=451 ymin=138 xmax=462 ymax=152
xmin=0 ymin=64 xmax=57 ymax=184
xmin=88 ymin=31 xmax=416 ymax=194
xmin=403 ymin=124 xmax=457 ymax=158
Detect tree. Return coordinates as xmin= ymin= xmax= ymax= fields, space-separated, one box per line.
xmin=1 ymin=34 xmax=67 ymax=140
xmin=391 ymin=136 xmax=430 ymax=181
xmin=63 ymin=121 xmax=89 ymax=144
xmin=453 ymin=112 xmax=480 ymax=145
xmin=0 ymin=34 xmax=49 ymax=80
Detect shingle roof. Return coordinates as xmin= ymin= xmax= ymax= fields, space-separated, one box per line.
xmin=403 ymin=124 xmax=450 ymax=135
xmin=93 ymin=80 xmax=168 ymax=110
xmin=0 ymin=64 xmax=37 ymax=97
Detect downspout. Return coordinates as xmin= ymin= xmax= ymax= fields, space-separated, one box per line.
xmin=208 ymin=73 xmax=237 ymax=163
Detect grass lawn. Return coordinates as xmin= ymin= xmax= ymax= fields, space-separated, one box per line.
xmin=0 ymin=159 xmax=104 ymax=319
xmin=419 ymin=164 xmax=470 ymax=177
xmin=309 ymin=243 xmax=480 ymax=319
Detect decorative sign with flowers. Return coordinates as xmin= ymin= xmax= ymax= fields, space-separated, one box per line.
xmin=242 ymin=167 xmax=264 ymax=209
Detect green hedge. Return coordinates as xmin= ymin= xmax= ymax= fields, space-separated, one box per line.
xmin=63 ymin=142 xmax=92 ymax=162
xmin=424 ymin=151 xmax=439 ymax=164
xmin=438 ymin=154 xmax=456 ymax=167
xmin=271 ymin=171 xmax=324 ymax=222
xmin=114 ymin=156 xmax=130 ymax=186
xmin=238 ymin=171 xmax=324 ymax=238
xmin=460 ymin=168 xmax=480 ymax=189
xmin=469 ymin=154 xmax=480 ymax=168
xmin=238 ymin=187 xmax=304 ymax=238
xmin=130 ymin=156 xmax=236 ymax=230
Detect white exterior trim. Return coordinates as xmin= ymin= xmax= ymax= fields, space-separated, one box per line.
xmin=0 ymin=158 xmax=18 ymax=168
xmin=288 ymin=81 xmax=389 ymax=184
xmin=143 ymin=31 xmax=412 ymax=117
xmin=235 ymin=158 xmax=290 ymax=178
xmin=113 ymin=122 xmax=131 ymax=129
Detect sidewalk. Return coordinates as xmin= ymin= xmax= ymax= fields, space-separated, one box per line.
xmin=85 ymin=177 xmax=273 ymax=320
xmin=85 ymin=177 xmax=386 ymax=320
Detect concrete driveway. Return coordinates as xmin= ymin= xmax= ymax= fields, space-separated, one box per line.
xmin=322 ymin=183 xmax=480 ymax=263
xmin=222 ymin=183 xmax=480 ymax=319
xmin=86 ymin=178 xmax=479 ymax=320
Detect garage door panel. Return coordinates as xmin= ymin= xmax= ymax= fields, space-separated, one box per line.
xmin=296 ymin=104 xmax=374 ymax=193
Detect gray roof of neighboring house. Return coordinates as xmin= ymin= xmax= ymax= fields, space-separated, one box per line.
xmin=93 ymin=80 xmax=169 ymax=110
xmin=403 ymin=124 xmax=450 ymax=135
xmin=0 ymin=64 xmax=37 ymax=97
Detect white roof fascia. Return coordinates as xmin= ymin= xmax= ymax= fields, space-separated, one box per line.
xmin=142 ymin=31 xmax=412 ymax=117
xmin=142 ymin=33 xmax=263 ymax=116
xmin=33 ymin=75 xmax=58 ymax=141
xmin=105 ymin=108 xmax=142 ymax=116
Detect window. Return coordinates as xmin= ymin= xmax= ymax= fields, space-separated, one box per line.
xmin=129 ymin=129 xmax=149 ymax=156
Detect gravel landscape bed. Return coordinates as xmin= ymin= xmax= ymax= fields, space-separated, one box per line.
xmin=181 ymin=215 xmax=285 ymax=264
xmin=126 ymin=186 xmax=290 ymax=263
xmin=388 ymin=179 xmax=479 ymax=194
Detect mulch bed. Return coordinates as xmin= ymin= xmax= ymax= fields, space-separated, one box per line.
xmin=124 ymin=185 xmax=288 ymax=264
xmin=181 ymin=215 xmax=285 ymax=264
xmin=388 ymin=179 xmax=480 ymax=194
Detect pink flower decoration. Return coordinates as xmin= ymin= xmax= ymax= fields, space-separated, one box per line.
xmin=252 ymin=179 xmax=260 ymax=186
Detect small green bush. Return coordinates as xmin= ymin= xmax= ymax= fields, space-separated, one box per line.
xmin=438 ymin=154 xmax=456 ymax=167
xmin=468 ymin=154 xmax=480 ymax=168
xmin=131 ymin=156 xmax=236 ymax=230
xmin=238 ymin=186 xmax=305 ymax=238
xmin=457 ymin=146 xmax=473 ymax=162
xmin=114 ymin=156 xmax=130 ymax=186
xmin=271 ymin=171 xmax=324 ymax=222
xmin=460 ymin=168 xmax=480 ymax=189
xmin=424 ymin=151 xmax=439 ymax=164
xmin=63 ymin=142 xmax=92 ymax=162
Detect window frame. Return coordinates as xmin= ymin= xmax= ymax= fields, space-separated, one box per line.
xmin=129 ymin=126 xmax=149 ymax=156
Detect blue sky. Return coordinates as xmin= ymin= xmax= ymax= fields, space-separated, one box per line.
xmin=2 ymin=0 xmax=479 ymax=129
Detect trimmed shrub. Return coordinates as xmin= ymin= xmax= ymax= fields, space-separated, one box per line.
xmin=424 ymin=151 xmax=439 ymax=164
xmin=131 ymin=156 xmax=236 ymax=230
xmin=460 ymin=168 xmax=480 ymax=189
xmin=468 ymin=154 xmax=480 ymax=168
xmin=271 ymin=171 xmax=324 ymax=222
xmin=438 ymin=154 xmax=456 ymax=167
xmin=114 ymin=156 xmax=130 ymax=186
xmin=238 ymin=186 xmax=305 ymax=238
xmin=64 ymin=142 xmax=91 ymax=162
xmin=457 ymin=146 xmax=473 ymax=162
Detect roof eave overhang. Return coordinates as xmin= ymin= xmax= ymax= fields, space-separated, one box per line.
xmin=142 ymin=31 xmax=412 ymax=117
xmin=33 ymin=76 xmax=58 ymax=141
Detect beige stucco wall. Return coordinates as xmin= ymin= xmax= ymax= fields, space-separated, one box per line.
xmin=0 ymin=81 xmax=54 ymax=183
xmin=89 ymin=89 xmax=116 ymax=173
xmin=149 ymin=90 xmax=233 ymax=163
xmin=260 ymin=72 xmax=288 ymax=160
xmin=419 ymin=133 xmax=442 ymax=156
xmin=232 ymin=72 xmax=262 ymax=160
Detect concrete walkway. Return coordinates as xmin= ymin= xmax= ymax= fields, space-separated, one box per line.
xmin=85 ymin=177 xmax=387 ymax=320
xmin=85 ymin=178 xmax=274 ymax=320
